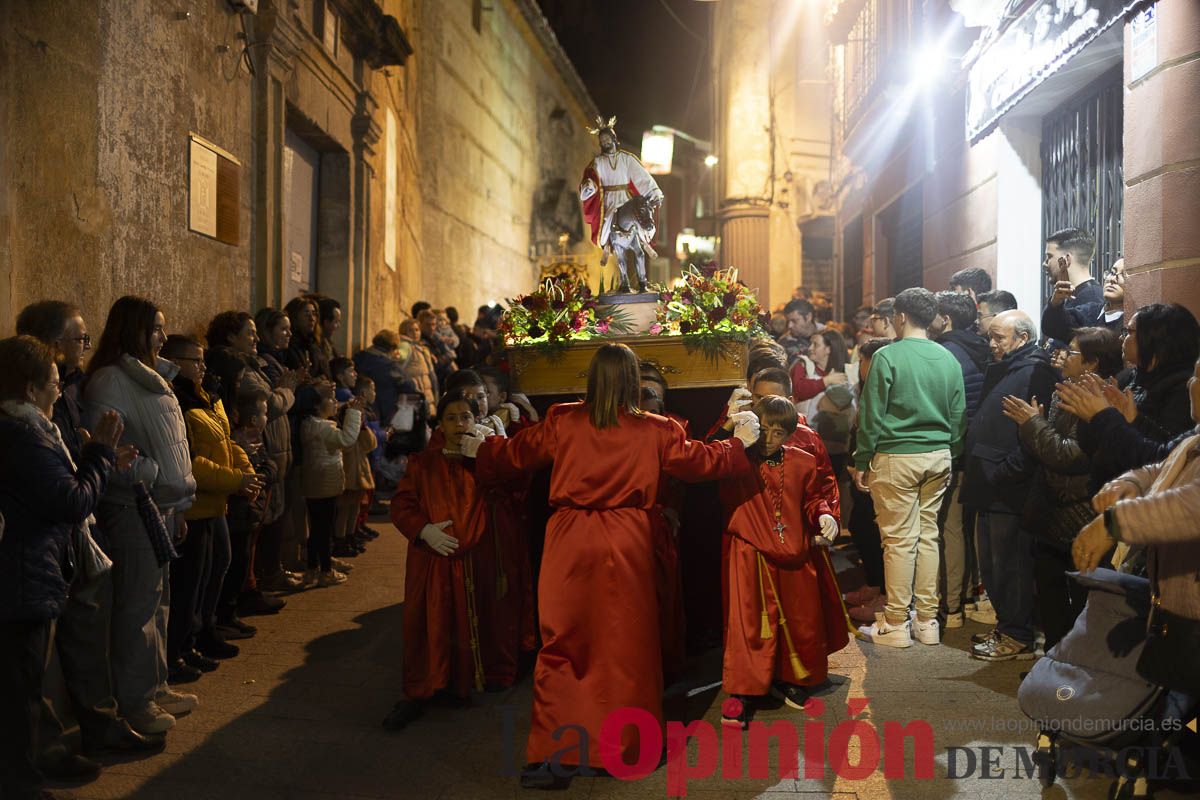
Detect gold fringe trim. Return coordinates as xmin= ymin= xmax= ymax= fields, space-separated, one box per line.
xmin=759 ymin=553 xmax=809 ymax=681
xmin=463 ymin=556 xmax=486 ymax=692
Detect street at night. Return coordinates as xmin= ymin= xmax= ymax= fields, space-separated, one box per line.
xmin=2 ymin=1 xmax=1199 ymax=799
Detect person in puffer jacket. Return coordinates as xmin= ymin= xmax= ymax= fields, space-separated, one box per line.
xmin=83 ymin=296 xmax=197 ymax=737
xmin=0 ymin=336 xmax=120 ymax=800
xmin=296 ymin=383 xmax=364 ymax=587
xmin=162 ymin=336 xmax=260 ymax=679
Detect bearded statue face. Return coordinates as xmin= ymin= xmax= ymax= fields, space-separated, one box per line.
xmin=598 ymin=131 xmax=617 ymax=154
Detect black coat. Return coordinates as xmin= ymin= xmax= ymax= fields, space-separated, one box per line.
xmin=1077 ymin=364 xmax=1195 ymax=489
xmin=0 ymin=413 xmax=115 ymax=622
xmin=937 ymin=330 xmax=990 ymax=424
xmin=51 ymin=368 xmax=87 ymax=463
xmin=961 ymin=343 xmax=1060 ymax=513
xmin=1041 ymin=279 xmax=1104 ymax=345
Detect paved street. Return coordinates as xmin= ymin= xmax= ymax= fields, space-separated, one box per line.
xmin=57 ymin=524 xmax=1188 ymax=800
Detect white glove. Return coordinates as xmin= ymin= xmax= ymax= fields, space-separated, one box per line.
xmin=459 ymin=428 xmax=487 ymax=458
xmin=498 ymin=402 xmax=521 ymax=424
xmin=482 ymin=415 xmax=507 ymax=438
xmin=418 ymin=520 xmax=458 ymax=555
xmin=730 ymin=411 xmax=760 ymax=449
xmin=726 ymin=387 xmax=753 ymax=417
xmin=817 ymin=514 xmax=839 ymax=546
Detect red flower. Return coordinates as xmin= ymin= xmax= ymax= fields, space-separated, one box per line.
xmin=706 ymin=307 xmax=726 ymax=324
xmin=520 ymin=296 xmax=536 ymax=310
xmin=527 ymin=323 xmax=545 ymax=339
xmin=680 ymin=320 xmax=694 ymax=334
xmin=531 ymin=295 xmax=549 ymax=313
xmin=722 ymin=290 xmax=740 ymax=307
xmin=552 ymin=320 xmax=571 ymax=338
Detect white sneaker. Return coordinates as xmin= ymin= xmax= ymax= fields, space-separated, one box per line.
xmin=944 ymin=610 xmax=964 ymax=629
xmin=155 ymin=688 xmax=199 ymax=716
xmin=859 ymin=618 xmax=912 ymax=648
xmin=317 ymin=569 xmax=348 ymax=587
xmin=913 ymin=617 xmax=940 ymax=645
xmin=126 ymin=702 xmax=176 ymax=735
xmin=301 ymin=568 xmax=320 ymax=589
xmin=965 ymin=596 xmax=997 ymax=625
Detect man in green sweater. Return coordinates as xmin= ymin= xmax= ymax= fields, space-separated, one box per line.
xmin=853 ymin=287 xmax=966 ymax=648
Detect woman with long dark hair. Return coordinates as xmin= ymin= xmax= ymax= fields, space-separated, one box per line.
xmin=210 ymin=310 xmax=299 ymax=608
xmin=457 ymin=343 xmax=758 ymax=788
xmin=83 ymin=296 xmax=197 ymax=736
xmin=1065 ymin=303 xmax=1200 ymax=490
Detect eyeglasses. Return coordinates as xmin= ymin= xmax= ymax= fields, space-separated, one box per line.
xmin=1103 ymin=269 xmax=1126 ymax=282
xmin=65 ymin=334 xmax=92 ymax=349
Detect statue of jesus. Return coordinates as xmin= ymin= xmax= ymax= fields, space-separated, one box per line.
xmin=579 ymin=116 xmax=664 ymax=267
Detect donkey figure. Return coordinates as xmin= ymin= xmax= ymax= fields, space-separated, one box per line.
xmin=606 ymin=194 xmax=661 ymax=293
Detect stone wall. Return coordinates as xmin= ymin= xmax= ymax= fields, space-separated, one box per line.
xmin=416 ymin=0 xmax=598 ymax=314
xmin=1 ymin=0 xmax=597 ymax=350
xmin=1 ymin=0 xmax=254 ymax=339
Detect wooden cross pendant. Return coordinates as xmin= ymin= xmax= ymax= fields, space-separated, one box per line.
xmin=774 ymin=520 xmax=786 ymax=543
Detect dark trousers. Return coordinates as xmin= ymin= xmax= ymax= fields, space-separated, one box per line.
xmin=200 ymin=517 xmax=231 ymax=638
xmin=977 ymin=511 xmax=1036 ymax=646
xmin=167 ymin=518 xmax=215 ymax=663
xmin=255 ymin=516 xmax=286 ymax=580
xmin=38 ymin=564 xmax=121 ymax=761
xmin=306 ymin=497 xmax=338 ymax=571
xmin=1 ymin=619 xmax=53 ymax=798
xmin=1034 ymin=540 xmax=1088 ymax=651
xmin=847 ymin=482 xmax=884 ymax=588
xmin=219 ymin=519 xmax=258 ymax=623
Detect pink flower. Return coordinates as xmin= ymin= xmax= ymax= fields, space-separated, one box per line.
xmin=649 ymin=323 xmax=663 ymax=335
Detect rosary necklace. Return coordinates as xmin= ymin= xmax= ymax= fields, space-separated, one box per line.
xmin=765 ymin=452 xmax=786 ymax=542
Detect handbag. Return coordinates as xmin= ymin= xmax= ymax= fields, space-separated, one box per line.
xmin=1136 ymin=544 xmax=1200 ymax=693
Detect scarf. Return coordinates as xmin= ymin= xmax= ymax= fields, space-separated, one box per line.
xmin=0 ymin=401 xmax=112 ymax=576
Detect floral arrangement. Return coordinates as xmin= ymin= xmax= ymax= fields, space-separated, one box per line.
xmin=498 ymin=277 xmax=628 ymax=346
xmin=653 ymin=264 xmax=764 ymax=338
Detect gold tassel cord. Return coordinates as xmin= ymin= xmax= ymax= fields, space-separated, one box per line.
xmin=759 ymin=552 xmax=809 ymax=681
xmin=820 ymin=547 xmax=869 ymax=641
xmin=756 ymin=552 xmax=773 ymax=640
xmin=463 ymin=556 xmax=486 ymax=693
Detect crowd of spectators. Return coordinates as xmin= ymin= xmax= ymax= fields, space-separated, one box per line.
xmin=0 ymin=293 xmax=509 ymax=799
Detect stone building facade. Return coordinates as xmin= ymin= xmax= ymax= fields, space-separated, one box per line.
xmin=824 ymin=0 xmax=1200 ymax=319
xmin=0 ymin=0 xmax=597 ymax=352
xmin=710 ymin=0 xmax=837 ymax=311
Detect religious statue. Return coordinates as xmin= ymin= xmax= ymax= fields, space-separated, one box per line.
xmin=579 ymin=116 xmax=664 ymax=293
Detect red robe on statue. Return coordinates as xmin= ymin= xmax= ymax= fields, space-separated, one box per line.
xmin=475 ymin=402 xmax=750 ymax=768
xmin=719 ymin=445 xmax=852 ymax=696
xmin=392 ymin=448 xmax=502 ymax=699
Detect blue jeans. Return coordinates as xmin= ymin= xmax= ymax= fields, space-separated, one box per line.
xmin=976 ymin=511 xmax=1035 ymax=646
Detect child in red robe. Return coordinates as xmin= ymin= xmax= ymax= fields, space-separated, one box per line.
xmin=719 ymin=395 xmax=852 ymax=728
xmin=384 ymin=393 xmax=497 ymax=730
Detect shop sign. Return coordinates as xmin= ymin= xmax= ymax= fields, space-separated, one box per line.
xmin=1130 ymin=5 xmax=1157 ymax=81
xmin=966 ymin=0 xmax=1141 ymax=142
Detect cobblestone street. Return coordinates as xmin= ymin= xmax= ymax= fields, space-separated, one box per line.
xmin=51 ymin=523 xmax=1193 ymax=800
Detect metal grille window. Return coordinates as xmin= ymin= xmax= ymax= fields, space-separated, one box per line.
xmin=1040 ymin=67 xmax=1123 ymax=303
xmin=843 ymin=1 xmax=878 ymax=132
